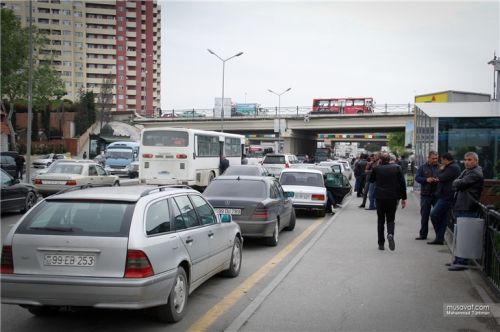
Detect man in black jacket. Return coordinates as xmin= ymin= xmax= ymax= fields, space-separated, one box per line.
xmin=428 ymin=153 xmax=461 ymax=245
xmin=414 ymin=151 xmax=439 ymax=240
xmin=354 ymin=154 xmax=368 ymax=197
xmin=370 ymin=152 xmax=407 ymax=251
xmin=447 ymin=152 xmax=484 ymax=271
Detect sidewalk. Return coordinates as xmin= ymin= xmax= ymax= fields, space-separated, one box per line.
xmin=232 ymin=190 xmax=500 ymax=332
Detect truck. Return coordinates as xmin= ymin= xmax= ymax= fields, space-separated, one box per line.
xmin=104 ymin=141 xmax=139 ymax=176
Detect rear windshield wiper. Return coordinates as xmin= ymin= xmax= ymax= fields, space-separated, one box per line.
xmin=28 ymin=226 xmax=76 ymax=232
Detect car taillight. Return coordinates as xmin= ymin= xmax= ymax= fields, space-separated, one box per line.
xmin=34 ymin=179 xmax=42 ymax=185
xmin=66 ymin=180 xmax=77 ymax=185
xmin=311 ymin=194 xmax=325 ymax=201
xmin=252 ymin=208 xmax=269 ymax=220
xmin=176 ymin=154 xmax=187 ymax=159
xmin=142 ymin=153 xmax=153 ymax=158
xmin=1 ymin=245 xmax=13 ymax=274
xmin=285 ymin=163 xmax=289 ymax=168
xmin=124 ymin=250 xmax=154 ymax=278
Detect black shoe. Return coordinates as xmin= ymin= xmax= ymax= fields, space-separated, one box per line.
xmin=388 ymin=234 xmax=395 ymax=251
xmin=415 ymin=237 xmax=427 ymax=240
xmin=448 ymin=266 xmax=468 ymax=271
xmin=427 ymin=241 xmax=444 ymax=245
xmin=378 ymin=245 xmax=384 ymax=250
xmin=365 ymin=208 xmax=376 ymax=210
xmin=358 ymin=205 xmax=365 ymax=208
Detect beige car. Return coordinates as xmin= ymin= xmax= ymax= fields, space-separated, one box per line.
xmin=34 ymin=161 xmax=119 ymax=196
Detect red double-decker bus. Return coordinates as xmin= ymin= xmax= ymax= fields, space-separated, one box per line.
xmin=312 ymin=97 xmax=374 ymax=114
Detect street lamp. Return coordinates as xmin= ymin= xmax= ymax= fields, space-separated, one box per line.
xmin=268 ymin=87 xmax=291 ymax=152
xmin=207 ymin=49 xmax=244 ymax=132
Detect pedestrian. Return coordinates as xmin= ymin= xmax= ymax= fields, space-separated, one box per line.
xmin=83 ymin=151 xmax=87 ymax=159
xmin=354 ymin=154 xmax=367 ymax=197
xmin=219 ymin=155 xmax=230 ymax=175
xmin=398 ymin=155 xmax=409 ymax=184
xmin=303 ymin=154 xmax=310 ymax=163
xmin=15 ymin=153 xmax=25 ymax=180
xmin=369 ymin=152 xmax=407 ymax=251
xmin=447 ymin=152 xmax=484 ymax=271
xmin=414 ymin=151 xmax=439 ymax=240
xmin=241 ymin=154 xmax=248 ymax=165
xmin=367 ymin=152 xmax=381 ymax=210
xmin=428 ymin=153 xmax=461 ymax=245
xmin=358 ymin=154 xmax=373 ymax=208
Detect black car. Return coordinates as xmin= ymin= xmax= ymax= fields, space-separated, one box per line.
xmin=0 ymin=168 xmax=38 ymax=213
xmin=222 ymin=165 xmax=271 ymax=177
xmin=203 ymin=175 xmax=295 ymax=246
xmin=0 ymin=154 xmax=17 ymax=178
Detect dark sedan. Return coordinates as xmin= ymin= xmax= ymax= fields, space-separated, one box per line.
xmin=203 ymin=175 xmax=295 ymax=246
xmin=1 ymin=168 xmax=38 ymax=213
xmin=0 ymin=154 xmax=17 ymax=178
xmin=222 ymin=165 xmax=271 ymax=177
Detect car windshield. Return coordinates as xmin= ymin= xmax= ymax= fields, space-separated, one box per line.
xmin=40 ymin=154 xmax=52 ymax=159
xmin=223 ymin=166 xmax=261 ymax=176
xmin=280 ymin=172 xmax=324 ymax=187
xmin=16 ymin=200 xmax=134 ymax=237
xmin=263 ymin=156 xmax=285 ymax=164
xmin=48 ymin=164 xmax=83 ymax=175
xmin=204 ymin=179 xmax=266 ymax=198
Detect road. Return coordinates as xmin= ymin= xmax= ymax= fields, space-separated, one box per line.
xmin=1 ymin=201 xmax=329 ymax=332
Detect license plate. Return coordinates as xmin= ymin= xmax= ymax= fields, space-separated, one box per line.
xmin=42 ymin=180 xmax=66 ymax=185
xmin=295 ymin=193 xmax=310 ymax=199
xmin=215 ymin=208 xmax=241 ymax=216
xmin=43 ymin=254 xmax=96 ymax=267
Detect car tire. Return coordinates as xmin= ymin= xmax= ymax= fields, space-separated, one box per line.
xmin=113 ymin=181 xmax=120 ymax=187
xmin=156 ymin=267 xmax=188 ymax=323
xmin=222 ymin=236 xmax=242 ymax=277
xmin=317 ymin=208 xmax=326 ymax=218
xmin=266 ymin=222 xmax=279 ymax=246
xmin=284 ymin=209 xmax=296 ymax=231
xmin=21 ymin=191 xmax=37 ymax=213
xmin=27 ymin=305 xmax=59 ymax=316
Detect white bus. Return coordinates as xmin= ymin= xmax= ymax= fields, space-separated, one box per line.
xmin=139 ymin=127 xmax=245 ymax=186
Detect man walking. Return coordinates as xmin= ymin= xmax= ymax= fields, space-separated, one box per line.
xmin=448 ymin=152 xmax=484 ymax=271
xmin=428 ymin=153 xmax=461 ymax=245
xmin=414 ymin=151 xmax=439 ymax=240
xmin=370 ymin=152 xmax=407 ymax=251
xmin=354 ymin=154 xmax=367 ymax=197
xmin=219 ymin=155 xmax=230 ymax=175
xmin=15 ymin=154 xmax=25 ymax=180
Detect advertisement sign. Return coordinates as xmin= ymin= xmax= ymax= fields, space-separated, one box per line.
xmin=214 ymin=98 xmax=232 ymax=118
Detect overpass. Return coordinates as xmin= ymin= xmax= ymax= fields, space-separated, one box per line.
xmin=133 ymin=112 xmax=414 ymax=154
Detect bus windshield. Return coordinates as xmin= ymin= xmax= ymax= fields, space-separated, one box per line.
xmin=142 ymin=130 xmax=189 ymax=147
xmin=106 ymin=150 xmax=133 ymax=160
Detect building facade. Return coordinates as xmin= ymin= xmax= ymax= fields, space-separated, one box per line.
xmin=1 ymin=0 xmax=161 ymax=116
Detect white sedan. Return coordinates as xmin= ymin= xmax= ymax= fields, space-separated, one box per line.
xmin=279 ymin=168 xmax=328 ymax=217
xmin=34 ymin=161 xmax=119 ymax=196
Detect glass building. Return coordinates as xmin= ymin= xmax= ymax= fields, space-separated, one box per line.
xmin=414 ymin=102 xmax=500 ymax=179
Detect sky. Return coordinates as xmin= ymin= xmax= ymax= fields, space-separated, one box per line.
xmin=159 ymin=1 xmax=500 ymax=110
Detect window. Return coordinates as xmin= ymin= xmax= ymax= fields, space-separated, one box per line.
xmin=203 ymin=179 xmax=266 ymax=199
xmin=62 ymin=41 xmax=72 ymax=46
xmin=63 ymin=71 xmax=72 ymax=77
xmin=173 ymin=196 xmax=199 ymax=229
xmin=225 ymin=137 xmax=241 ymax=157
xmin=75 ymin=22 xmax=84 ymax=28
xmin=63 ymin=30 xmax=71 ymax=35
xmin=75 ymin=72 xmax=83 ymax=77
xmin=51 ymin=19 xmax=60 ymax=25
xmin=62 ymin=9 xmax=71 ymax=15
xmin=74 ymin=31 xmax=83 ymax=37
xmin=62 ymin=61 xmax=71 ymax=66
xmin=146 ymin=200 xmax=171 ymax=235
xmin=74 ymin=11 xmax=82 ymax=17
xmin=142 ymin=130 xmax=188 ymax=147
xmin=63 ymin=20 xmax=71 ymax=26
xmin=197 ymin=135 xmax=219 ymax=157
xmin=75 ymin=42 xmax=83 ymax=48
xmin=190 ymin=195 xmax=216 ymax=225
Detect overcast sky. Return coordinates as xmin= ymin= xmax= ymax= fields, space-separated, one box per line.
xmin=159 ymin=1 xmax=499 ymax=110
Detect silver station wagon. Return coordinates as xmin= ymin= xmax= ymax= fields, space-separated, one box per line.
xmin=0 ymin=185 xmax=243 ymax=323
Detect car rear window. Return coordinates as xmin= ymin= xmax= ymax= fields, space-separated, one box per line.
xmin=204 ymin=179 xmax=266 ymax=198
xmin=16 ymin=200 xmax=134 ymax=237
xmin=263 ymin=156 xmax=285 ymax=164
xmin=280 ymin=172 xmax=324 ymax=187
xmin=223 ymin=166 xmax=260 ymax=176
xmin=48 ymin=164 xmax=83 ymax=175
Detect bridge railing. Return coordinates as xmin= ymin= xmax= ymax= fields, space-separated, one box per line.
xmin=154 ymin=104 xmax=415 ymax=120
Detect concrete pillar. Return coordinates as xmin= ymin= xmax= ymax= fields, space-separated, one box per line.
xmin=282 ymin=129 xmax=317 ymax=155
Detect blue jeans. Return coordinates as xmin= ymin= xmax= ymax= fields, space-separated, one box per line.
xmin=430 ymin=199 xmax=452 ymax=242
xmin=419 ymin=195 xmax=437 ymax=238
xmin=368 ymin=183 xmax=376 ymax=209
xmin=453 ymin=210 xmax=480 ymax=265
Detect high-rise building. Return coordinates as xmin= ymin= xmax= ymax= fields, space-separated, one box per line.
xmin=1 ymin=0 xmax=161 ymax=116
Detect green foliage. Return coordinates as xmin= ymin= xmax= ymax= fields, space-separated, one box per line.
xmin=388 ymin=132 xmax=405 ymax=155
xmin=31 ymin=112 xmax=39 ymax=142
xmin=1 ymin=9 xmax=29 ymax=79
xmin=74 ymin=91 xmax=97 ymax=135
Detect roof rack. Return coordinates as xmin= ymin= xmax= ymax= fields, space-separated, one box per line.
xmin=139 ymin=185 xmax=193 ymax=197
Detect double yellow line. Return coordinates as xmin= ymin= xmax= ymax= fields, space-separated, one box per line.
xmin=187 ymin=217 xmax=325 ymax=332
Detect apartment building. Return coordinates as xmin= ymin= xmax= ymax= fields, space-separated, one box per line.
xmin=1 ymin=0 xmax=161 ymax=116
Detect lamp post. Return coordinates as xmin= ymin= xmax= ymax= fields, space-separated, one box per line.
xmin=207 ymin=49 xmax=244 ymax=132
xmin=268 ymin=87 xmax=291 ymax=152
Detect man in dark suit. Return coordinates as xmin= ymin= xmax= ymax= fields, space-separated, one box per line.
xmin=370 ymin=152 xmax=407 ymax=251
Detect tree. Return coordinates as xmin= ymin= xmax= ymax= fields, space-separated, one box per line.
xmin=74 ymin=90 xmax=96 ymax=136
xmin=387 ymin=132 xmax=405 ymax=155
xmin=97 ymin=72 xmax=114 ymax=130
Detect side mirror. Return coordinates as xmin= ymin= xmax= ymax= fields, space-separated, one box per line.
xmin=284 ymin=191 xmax=294 ymax=198
xmin=13 ymin=179 xmax=20 ymax=185
xmin=219 ymin=213 xmax=232 ymax=223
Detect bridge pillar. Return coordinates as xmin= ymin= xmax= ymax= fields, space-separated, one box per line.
xmin=282 ymin=129 xmax=317 ymax=155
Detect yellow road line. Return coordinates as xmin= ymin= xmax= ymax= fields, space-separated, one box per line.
xmin=187 ymin=217 xmax=325 ymax=332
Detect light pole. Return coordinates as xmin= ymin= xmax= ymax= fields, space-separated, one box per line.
xmin=268 ymin=87 xmax=291 ymax=152
xmin=207 ymin=49 xmax=244 ymax=132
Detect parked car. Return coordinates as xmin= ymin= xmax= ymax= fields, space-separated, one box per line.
xmin=31 ymin=159 xmax=95 ymax=183
xmin=0 ymin=185 xmax=242 ymax=322
xmin=126 ymin=160 xmax=139 ymax=178
xmin=0 ymin=168 xmax=38 ymax=213
xmin=261 ymin=153 xmax=299 ymax=177
xmin=318 ymin=161 xmax=353 ymax=180
xmin=203 ymin=175 xmax=295 ymax=246
xmin=279 ymin=168 xmax=327 ymax=217
xmin=0 ymin=154 xmax=17 ymax=178
xmin=34 ymin=161 xmax=119 ymax=196
xmin=222 ymin=165 xmax=271 ymax=177
xmin=32 ymin=153 xmax=68 ymax=169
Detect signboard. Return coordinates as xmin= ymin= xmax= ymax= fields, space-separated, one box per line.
xmin=214 ymin=98 xmax=232 ymax=118
xmin=415 ymin=92 xmax=449 ymax=103
xmin=273 ymin=119 xmax=286 ymax=134
xmin=234 ymin=103 xmax=258 ymax=116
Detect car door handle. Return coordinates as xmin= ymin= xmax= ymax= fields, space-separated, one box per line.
xmin=208 ymin=231 xmax=214 ymax=238
xmin=185 ymin=237 xmax=194 ymax=244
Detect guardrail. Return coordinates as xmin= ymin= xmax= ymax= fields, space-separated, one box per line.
xmin=153 ymin=104 xmax=415 ymax=120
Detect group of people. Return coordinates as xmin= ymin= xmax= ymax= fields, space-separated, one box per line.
xmin=415 ymin=150 xmax=484 ymax=271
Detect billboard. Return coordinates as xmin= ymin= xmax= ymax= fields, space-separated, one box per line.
xmin=214 ymin=98 xmax=232 ymax=118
